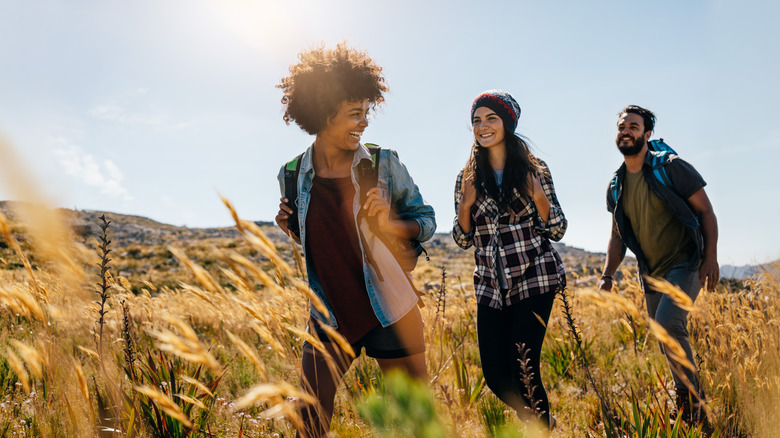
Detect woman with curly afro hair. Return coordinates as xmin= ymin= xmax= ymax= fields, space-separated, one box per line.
xmin=275 ymin=43 xmax=436 ymax=438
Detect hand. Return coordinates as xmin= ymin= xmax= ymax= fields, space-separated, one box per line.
xmin=699 ymin=256 xmax=719 ymax=291
xmin=527 ymin=173 xmax=545 ymax=202
xmin=275 ymin=197 xmax=294 ymax=235
xmin=597 ymin=277 xmax=613 ymax=292
xmin=363 ymin=187 xmax=392 ymax=231
xmin=461 ymin=173 xmax=477 ymax=209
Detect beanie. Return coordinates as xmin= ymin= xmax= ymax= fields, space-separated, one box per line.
xmin=470 ymin=90 xmax=521 ymax=133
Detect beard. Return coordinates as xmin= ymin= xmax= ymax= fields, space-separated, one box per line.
xmin=616 ymin=135 xmax=645 ymax=156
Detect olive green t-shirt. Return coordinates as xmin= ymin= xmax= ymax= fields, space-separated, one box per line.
xmin=623 ymin=170 xmax=696 ymax=277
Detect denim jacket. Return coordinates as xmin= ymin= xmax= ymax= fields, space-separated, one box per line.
xmin=278 ymin=143 xmax=436 ymax=327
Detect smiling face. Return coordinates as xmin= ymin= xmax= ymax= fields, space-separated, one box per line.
xmin=472 ymin=106 xmax=506 ymax=149
xmin=319 ymin=99 xmax=370 ymax=151
xmin=616 ymin=113 xmax=651 ymax=156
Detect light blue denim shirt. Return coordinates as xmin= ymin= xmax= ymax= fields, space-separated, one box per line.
xmin=277 ymin=143 xmax=436 ymax=328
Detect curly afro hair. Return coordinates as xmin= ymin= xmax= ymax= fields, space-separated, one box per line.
xmin=277 ymin=43 xmax=388 ymax=135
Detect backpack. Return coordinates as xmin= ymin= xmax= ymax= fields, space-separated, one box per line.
xmin=282 ymin=144 xmax=428 ymax=272
xmin=609 ymin=138 xmax=677 ymax=204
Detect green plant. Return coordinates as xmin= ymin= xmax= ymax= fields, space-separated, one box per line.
xmin=358 ymin=370 xmax=446 ymax=438
xmin=479 ymin=394 xmax=508 ymax=437
xmin=452 ymin=354 xmax=485 ymax=406
xmin=133 ymin=350 xmax=223 ymax=437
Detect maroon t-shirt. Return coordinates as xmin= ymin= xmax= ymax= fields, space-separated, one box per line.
xmin=306 ymin=175 xmax=380 ymax=343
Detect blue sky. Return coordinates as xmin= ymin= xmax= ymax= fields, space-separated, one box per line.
xmin=0 ymin=0 xmax=778 ymax=266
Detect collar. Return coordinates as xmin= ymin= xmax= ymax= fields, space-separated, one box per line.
xmin=298 ymin=142 xmax=372 ymax=175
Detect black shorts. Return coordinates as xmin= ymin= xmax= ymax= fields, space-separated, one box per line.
xmin=311 ymin=307 xmax=425 ymax=359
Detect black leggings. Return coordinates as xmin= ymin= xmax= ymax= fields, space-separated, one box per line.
xmin=477 ymin=292 xmax=556 ymax=426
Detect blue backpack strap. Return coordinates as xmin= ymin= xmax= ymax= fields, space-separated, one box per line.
xmin=648 ymin=138 xmax=677 ymax=155
xmin=283 ymin=152 xmax=304 ymax=238
xmin=650 ymin=150 xmax=673 ymax=188
xmin=648 ymin=138 xmax=676 ymax=188
xmin=608 ymin=174 xmax=620 ymax=204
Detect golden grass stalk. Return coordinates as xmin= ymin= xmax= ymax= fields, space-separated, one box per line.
xmin=141 ymin=279 xmax=157 ymax=292
xmin=179 ymin=374 xmax=214 ymax=398
xmin=289 ymin=277 xmax=329 ymax=318
xmin=288 ymin=232 xmax=305 ymax=278
xmin=146 ymin=315 xmax=221 ymax=371
xmin=9 ymin=339 xmax=44 ymax=379
xmin=219 ymin=266 xmax=251 ymax=293
xmin=226 ymin=330 xmax=268 ymax=379
xmin=0 ymin=206 xmax=43 ymax=299
xmin=647 ymin=319 xmax=696 ymax=372
xmin=250 ymin=322 xmax=288 ymax=359
xmin=175 ymin=393 xmax=207 ymax=410
xmin=283 ymin=324 xmax=326 ymax=356
xmin=229 ymin=295 xmax=268 ymax=323
xmin=0 ymin=283 xmax=46 ymax=322
xmin=284 ymin=323 xmax=345 ymax=380
xmin=168 ymin=246 xmax=224 ymax=294
xmin=220 ymin=194 xmax=245 ymax=233
xmin=315 ymin=321 xmax=355 ymax=359
xmin=644 ymin=276 xmax=698 ymax=312
xmin=135 ymin=385 xmax=194 ymax=428
xmin=578 ymin=288 xmax=641 ymax=319
xmin=237 ymin=220 xmax=295 ymax=277
xmin=6 ymin=348 xmax=30 ymax=393
xmin=77 ymin=346 xmax=100 ymax=361
xmin=181 ymin=284 xmax=216 ymax=308
xmin=232 ymin=381 xmax=317 ymax=411
xmin=74 ymin=362 xmax=90 ymax=403
xmin=228 ymin=253 xmax=285 ymax=295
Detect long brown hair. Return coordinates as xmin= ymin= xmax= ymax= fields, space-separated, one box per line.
xmin=466 ymin=131 xmax=544 ymax=210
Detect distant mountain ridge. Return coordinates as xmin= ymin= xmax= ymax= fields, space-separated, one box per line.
xmin=0 ymin=201 xmax=770 ymax=279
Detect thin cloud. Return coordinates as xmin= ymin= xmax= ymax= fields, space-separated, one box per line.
xmin=87 ymin=88 xmax=192 ymax=130
xmin=87 ymin=102 xmax=165 ymax=125
xmin=52 ymin=140 xmax=134 ymax=201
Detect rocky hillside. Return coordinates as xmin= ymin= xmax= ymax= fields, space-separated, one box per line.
xmin=1 ymin=202 xmax=766 ymax=284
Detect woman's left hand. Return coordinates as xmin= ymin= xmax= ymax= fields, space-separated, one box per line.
xmin=363 ymin=187 xmax=392 ymax=231
xmin=528 ymin=173 xmax=545 ymax=201
xmin=527 ymin=173 xmax=551 ymax=222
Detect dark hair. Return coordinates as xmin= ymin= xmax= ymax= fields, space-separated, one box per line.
xmin=619 ymin=105 xmax=656 ymax=133
xmin=466 ymin=130 xmax=544 ymax=210
xmin=277 ymin=43 xmax=388 ymax=135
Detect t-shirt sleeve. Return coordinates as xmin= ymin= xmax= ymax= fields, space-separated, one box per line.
xmin=666 ymin=156 xmax=706 ymax=199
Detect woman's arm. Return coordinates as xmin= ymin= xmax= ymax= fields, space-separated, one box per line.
xmin=452 ymin=169 xmax=476 ymax=249
xmin=532 ymin=161 xmax=567 ymax=241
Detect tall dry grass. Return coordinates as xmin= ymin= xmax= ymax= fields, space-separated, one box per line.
xmin=0 ymin=133 xmax=778 ymax=436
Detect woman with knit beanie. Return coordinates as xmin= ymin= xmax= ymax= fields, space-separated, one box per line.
xmin=452 ymin=90 xmax=567 ymax=429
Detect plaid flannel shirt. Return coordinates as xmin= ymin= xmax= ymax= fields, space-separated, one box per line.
xmin=452 ymin=160 xmax=567 ymax=309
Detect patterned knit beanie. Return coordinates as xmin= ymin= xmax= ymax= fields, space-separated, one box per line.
xmin=470 ymin=90 xmax=521 ymax=133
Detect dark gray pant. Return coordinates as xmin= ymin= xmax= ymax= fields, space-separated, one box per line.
xmin=643 ymin=264 xmax=701 ymax=393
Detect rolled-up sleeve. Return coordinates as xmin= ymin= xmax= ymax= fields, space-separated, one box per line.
xmin=277 ymin=165 xmax=286 ymax=197
xmin=535 ymin=161 xmax=567 ymax=242
xmin=451 ymin=169 xmax=474 ymax=249
xmin=385 ymin=149 xmax=436 ymax=242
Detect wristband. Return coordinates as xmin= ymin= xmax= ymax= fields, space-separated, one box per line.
xmin=601 ymin=274 xmax=613 ymax=281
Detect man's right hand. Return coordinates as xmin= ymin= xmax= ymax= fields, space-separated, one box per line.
xmin=597 ymin=277 xmax=613 ymax=292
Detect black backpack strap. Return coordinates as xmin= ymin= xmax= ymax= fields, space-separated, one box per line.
xmin=283 ymin=152 xmax=304 ymax=238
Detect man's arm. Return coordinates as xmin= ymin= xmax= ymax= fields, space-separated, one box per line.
xmin=598 ymin=218 xmax=625 ymax=292
xmin=687 ymin=187 xmax=719 ymax=291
